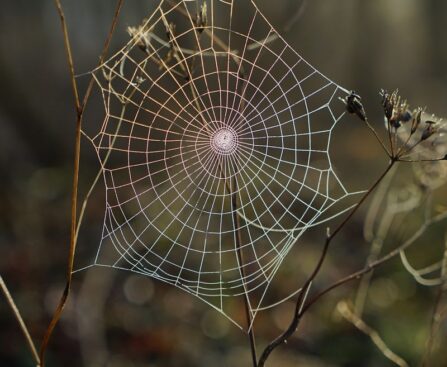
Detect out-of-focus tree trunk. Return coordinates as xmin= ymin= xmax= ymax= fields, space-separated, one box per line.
xmin=427 ymin=0 xmax=447 ymax=81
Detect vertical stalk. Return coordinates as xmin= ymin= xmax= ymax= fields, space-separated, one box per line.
xmin=231 ymin=175 xmax=258 ymax=367
xmin=1 ymin=276 xmax=41 ymax=366
xmin=258 ymin=159 xmax=397 ymax=366
xmin=40 ymin=1 xmax=124 ymax=365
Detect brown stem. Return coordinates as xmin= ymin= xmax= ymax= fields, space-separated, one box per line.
xmin=364 ymin=117 xmax=392 ymax=158
xmin=52 ymin=0 xmax=81 ymax=114
xmin=231 ymin=175 xmax=258 ymax=367
xmin=420 ymin=234 xmax=447 ymax=367
xmin=257 ymin=159 xmax=397 ymax=366
xmin=301 ymin=209 xmax=447 ymax=317
xmin=337 ymin=301 xmax=409 ymax=367
xmin=39 ymin=1 xmax=124 ymax=365
xmin=420 ymin=288 xmax=444 ymax=367
xmin=1 ymin=276 xmax=41 ymax=366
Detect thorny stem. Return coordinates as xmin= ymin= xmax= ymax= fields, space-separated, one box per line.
xmin=1 ymin=276 xmax=41 ymax=366
xmin=231 ymin=175 xmax=258 ymax=367
xmin=39 ymin=1 xmax=124 ymax=365
xmin=257 ymin=159 xmax=397 ymax=366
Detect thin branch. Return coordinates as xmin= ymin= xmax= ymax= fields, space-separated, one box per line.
xmin=75 ymin=86 xmax=137 ymax=244
xmin=258 ymin=159 xmax=397 ymax=366
xmin=398 ymin=157 xmax=446 ymax=163
xmin=355 ymin=165 xmax=397 ymax=315
xmin=231 ymin=175 xmax=258 ymax=367
xmin=1 ymin=276 xmax=41 ymax=366
xmin=364 ymin=117 xmax=392 ymax=158
xmin=301 ymin=210 xmax=447 ymax=317
xmin=421 ymin=288 xmax=445 ymax=367
xmin=421 ymin=233 xmax=447 ymax=367
xmin=284 ymin=0 xmax=307 ymax=32
xmin=165 ymin=0 xmax=242 ymax=69
xmin=53 ymin=0 xmax=81 ymax=115
xmin=81 ymin=0 xmax=124 ymax=111
xmin=337 ymin=301 xmax=409 ymax=367
xmin=40 ymin=1 xmax=124 ymax=365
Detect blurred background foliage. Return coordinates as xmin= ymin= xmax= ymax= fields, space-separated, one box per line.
xmin=1 ymin=1 xmax=447 ymax=366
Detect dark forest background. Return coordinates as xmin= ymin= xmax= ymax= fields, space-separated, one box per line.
xmin=1 ymin=1 xmax=447 ymax=366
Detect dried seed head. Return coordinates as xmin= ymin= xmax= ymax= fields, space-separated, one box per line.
xmin=410 ymin=108 xmax=423 ymax=134
xmin=341 ymin=91 xmax=366 ymax=122
xmin=421 ymin=122 xmax=437 ymax=142
xmin=380 ymin=89 xmax=394 ymax=120
xmin=381 ymin=89 xmax=412 ymax=129
xmin=196 ymin=1 xmax=208 ymax=33
xmin=401 ymin=110 xmax=413 ymax=123
xmin=127 ymin=21 xmax=153 ymax=53
xmin=166 ymin=21 xmax=176 ymax=43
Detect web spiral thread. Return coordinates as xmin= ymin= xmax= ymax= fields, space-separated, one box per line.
xmin=82 ymin=0 xmax=364 ymax=328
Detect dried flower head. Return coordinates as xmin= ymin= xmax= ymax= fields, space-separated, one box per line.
xmin=341 ymin=91 xmax=366 ymax=121
xmin=380 ymin=89 xmax=394 ymax=120
xmin=380 ymin=89 xmax=412 ymax=129
xmin=127 ymin=21 xmax=153 ymax=53
xmin=420 ymin=120 xmax=437 ymax=142
xmin=411 ymin=107 xmax=424 ymax=134
xmin=196 ymin=1 xmax=208 ymax=33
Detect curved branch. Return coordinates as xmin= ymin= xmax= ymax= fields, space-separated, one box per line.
xmin=39 ymin=1 xmax=124 ymax=365
xmin=258 ymin=159 xmax=397 ymax=366
xmin=1 ymin=276 xmax=40 ymax=366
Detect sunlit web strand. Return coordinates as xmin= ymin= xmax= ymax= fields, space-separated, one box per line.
xmin=78 ymin=0 xmax=364 ymax=328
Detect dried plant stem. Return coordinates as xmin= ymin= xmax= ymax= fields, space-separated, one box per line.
xmin=1 ymin=276 xmax=41 ymax=366
xmin=355 ymin=165 xmax=397 ymax=315
xmin=165 ymin=0 xmax=242 ymax=68
xmin=75 ymin=94 xmax=133 ymax=243
xmin=156 ymin=6 xmax=257 ymax=363
xmin=40 ymin=1 xmax=124 ymax=365
xmin=365 ymin=117 xmax=392 ymax=158
xmin=258 ymin=159 xmax=397 ymax=366
xmin=421 ymin=288 xmax=444 ymax=367
xmin=52 ymin=0 xmax=81 ymax=112
xmin=302 ymin=209 xmax=447 ymax=318
xmin=354 ymin=238 xmax=382 ymax=314
xmin=81 ymin=1 xmax=124 ymax=110
xmin=421 ymin=235 xmax=447 ymax=367
xmin=231 ymin=175 xmax=258 ymax=367
xmin=337 ymin=301 xmax=408 ymax=367
xmin=39 ymin=1 xmax=82 ymax=364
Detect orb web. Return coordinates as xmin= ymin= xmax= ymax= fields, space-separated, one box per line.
xmin=82 ymin=0 xmax=365 ymax=328
xmin=211 ymin=127 xmax=238 ymax=155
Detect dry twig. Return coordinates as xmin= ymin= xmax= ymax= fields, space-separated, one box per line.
xmin=39 ymin=1 xmax=124 ymax=365
xmin=337 ymin=300 xmax=409 ymax=367
xmin=1 ymin=276 xmax=40 ymax=366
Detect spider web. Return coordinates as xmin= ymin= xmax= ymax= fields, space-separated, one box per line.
xmin=81 ymin=0 xmax=365 ymax=328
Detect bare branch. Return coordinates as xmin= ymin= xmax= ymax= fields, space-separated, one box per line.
xmin=338 ymin=301 xmax=409 ymax=367
xmin=258 ymin=158 xmax=398 ymax=366
xmin=40 ymin=1 xmax=124 ymax=365
xmin=301 ymin=210 xmax=447 ymax=317
xmin=1 ymin=275 xmax=40 ymax=366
